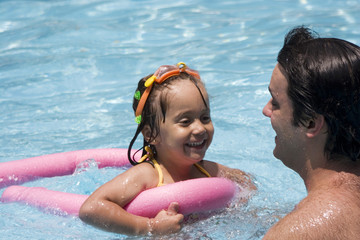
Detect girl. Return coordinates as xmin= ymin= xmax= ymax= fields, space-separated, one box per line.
xmin=79 ymin=62 xmax=255 ymax=236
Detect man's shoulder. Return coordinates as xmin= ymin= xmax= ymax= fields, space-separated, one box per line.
xmin=299 ymin=188 xmax=359 ymax=220
xmin=263 ymin=188 xmax=360 ymax=239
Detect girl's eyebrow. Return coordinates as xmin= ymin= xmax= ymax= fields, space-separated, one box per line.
xmin=174 ymin=108 xmax=210 ymax=119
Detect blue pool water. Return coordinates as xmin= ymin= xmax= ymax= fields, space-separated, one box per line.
xmin=1 ymin=0 xmax=359 ymax=239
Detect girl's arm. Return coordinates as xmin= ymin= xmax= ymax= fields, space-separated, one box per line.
xmin=79 ymin=164 xmax=184 ymax=236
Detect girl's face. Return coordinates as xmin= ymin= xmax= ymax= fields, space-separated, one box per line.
xmin=154 ymin=80 xmax=214 ymax=165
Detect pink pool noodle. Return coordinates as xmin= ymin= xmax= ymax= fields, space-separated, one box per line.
xmin=0 ymin=148 xmax=136 ymax=188
xmin=0 ymin=148 xmax=237 ymax=217
xmin=1 ymin=186 xmax=87 ymax=215
xmin=1 ymin=178 xmax=237 ymax=217
xmin=124 ymin=177 xmax=237 ymax=217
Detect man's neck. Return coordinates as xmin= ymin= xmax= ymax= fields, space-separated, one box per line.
xmin=304 ymin=155 xmax=360 ymax=192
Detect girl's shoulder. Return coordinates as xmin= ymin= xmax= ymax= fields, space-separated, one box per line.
xmin=200 ymin=160 xmax=256 ymax=190
xmin=199 ymin=160 xmax=239 ymax=176
xmin=197 ymin=160 xmax=221 ymax=176
xmin=113 ymin=161 xmax=161 ymax=190
xmin=198 ymin=160 xmax=238 ymax=178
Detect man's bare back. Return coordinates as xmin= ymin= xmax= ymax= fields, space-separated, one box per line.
xmin=264 ymin=169 xmax=360 ymax=239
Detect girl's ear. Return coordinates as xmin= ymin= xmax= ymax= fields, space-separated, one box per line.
xmin=142 ymin=125 xmax=159 ymax=145
xmin=306 ymin=114 xmax=325 ymax=138
xmin=142 ymin=125 xmax=152 ymax=142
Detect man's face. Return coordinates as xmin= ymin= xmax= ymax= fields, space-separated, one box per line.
xmin=263 ymin=64 xmax=307 ymax=169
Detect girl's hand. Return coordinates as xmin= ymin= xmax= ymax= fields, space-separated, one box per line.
xmin=149 ymin=202 xmax=184 ymax=235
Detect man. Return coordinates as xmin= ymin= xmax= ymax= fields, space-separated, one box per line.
xmin=262 ymin=26 xmax=360 ymax=239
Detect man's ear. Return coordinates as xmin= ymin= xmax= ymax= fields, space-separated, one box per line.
xmin=306 ymin=114 xmax=325 ymax=138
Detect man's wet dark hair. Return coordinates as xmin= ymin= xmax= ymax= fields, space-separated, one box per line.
xmin=277 ymin=26 xmax=360 ymax=161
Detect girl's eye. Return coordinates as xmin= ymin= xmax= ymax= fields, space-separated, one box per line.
xmin=201 ymin=115 xmax=211 ymax=123
xmin=179 ymin=118 xmax=191 ymax=125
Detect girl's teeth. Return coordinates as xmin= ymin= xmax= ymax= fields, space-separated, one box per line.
xmin=188 ymin=140 xmax=204 ymax=147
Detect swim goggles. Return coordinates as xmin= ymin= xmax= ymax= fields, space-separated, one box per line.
xmin=134 ymin=62 xmax=200 ymax=124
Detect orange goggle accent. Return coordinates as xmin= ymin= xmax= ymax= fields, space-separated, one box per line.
xmin=134 ymin=62 xmax=200 ymax=124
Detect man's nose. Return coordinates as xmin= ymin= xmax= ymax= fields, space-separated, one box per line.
xmin=262 ymin=100 xmax=272 ymax=118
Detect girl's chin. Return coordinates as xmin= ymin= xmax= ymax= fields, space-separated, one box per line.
xmin=186 ymin=147 xmax=207 ymax=158
xmin=183 ymin=151 xmax=205 ymax=162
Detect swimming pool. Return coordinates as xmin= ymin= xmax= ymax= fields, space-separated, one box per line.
xmin=1 ymin=0 xmax=359 ymax=239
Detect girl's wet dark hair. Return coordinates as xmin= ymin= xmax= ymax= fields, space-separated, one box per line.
xmin=277 ymin=26 xmax=360 ymax=161
xmin=127 ymin=72 xmax=208 ymax=165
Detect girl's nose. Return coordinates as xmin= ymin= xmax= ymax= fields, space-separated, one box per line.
xmin=262 ymin=100 xmax=272 ymax=118
xmin=192 ymin=120 xmax=207 ymax=135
